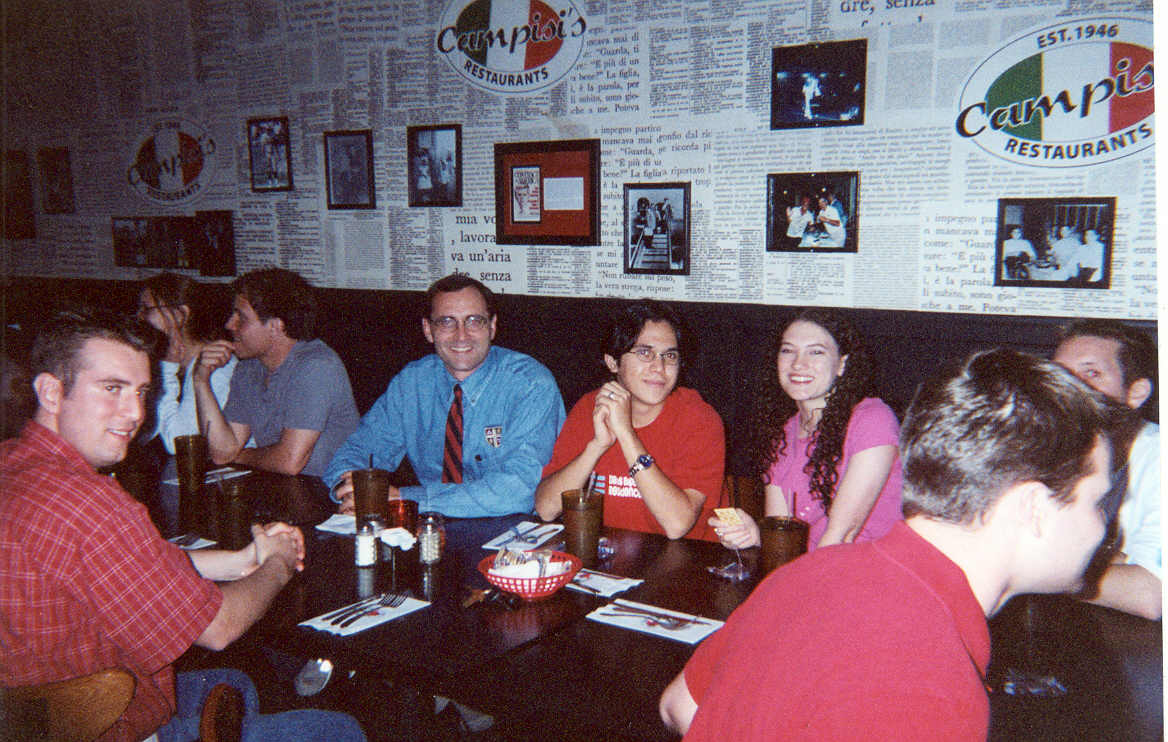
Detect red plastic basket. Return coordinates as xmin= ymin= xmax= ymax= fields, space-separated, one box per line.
xmin=477 ymin=551 xmax=582 ymax=601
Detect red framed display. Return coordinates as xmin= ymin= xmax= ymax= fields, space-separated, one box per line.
xmin=494 ymin=139 xmax=600 ymax=245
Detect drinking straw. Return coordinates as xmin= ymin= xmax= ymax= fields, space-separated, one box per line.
xmin=583 ymin=472 xmax=597 ymax=504
xmin=369 ymin=453 xmax=374 ymax=469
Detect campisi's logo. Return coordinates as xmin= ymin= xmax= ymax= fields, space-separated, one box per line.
xmin=436 ymin=0 xmax=587 ymax=95
xmin=126 ymin=119 xmax=217 ymax=204
xmin=955 ymin=17 xmax=1153 ymax=168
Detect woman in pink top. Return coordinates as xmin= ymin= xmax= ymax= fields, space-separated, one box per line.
xmin=712 ymin=309 xmax=903 ymax=551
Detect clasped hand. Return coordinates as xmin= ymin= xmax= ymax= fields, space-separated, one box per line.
xmin=709 ymin=508 xmax=760 ymax=550
xmin=248 ymin=522 xmax=306 ymax=575
xmin=591 ymin=381 xmax=634 ymax=448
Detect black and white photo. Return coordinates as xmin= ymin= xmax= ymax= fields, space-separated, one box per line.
xmin=408 ymin=124 xmax=461 ymax=207
xmin=624 ymin=183 xmax=690 ymax=275
xmin=247 ymin=117 xmax=293 ymax=192
xmin=771 ymin=40 xmax=867 ymax=130
xmin=324 ymin=129 xmax=375 ymax=209
xmin=995 ymin=197 xmax=1114 ymax=289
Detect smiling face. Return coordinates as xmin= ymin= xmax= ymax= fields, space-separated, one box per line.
xmin=604 ymin=320 xmax=680 ymax=413
xmin=47 ymin=338 xmax=151 ymax=469
xmin=777 ymin=320 xmax=848 ymax=412
xmin=422 ymin=286 xmax=496 ymax=381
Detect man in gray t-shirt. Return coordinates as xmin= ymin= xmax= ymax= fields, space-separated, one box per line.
xmin=194 ymin=268 xmax=358 ymax=478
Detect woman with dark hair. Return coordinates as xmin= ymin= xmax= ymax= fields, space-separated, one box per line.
xmin=137 ymin=273 xmax=236 ymax=454
xmin=535 ymin=300 xmax=724 ymax=540
xmin=713 ymin=309 xmax=902 ymax=551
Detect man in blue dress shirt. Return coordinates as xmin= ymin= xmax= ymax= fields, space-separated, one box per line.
xmin=324 ymin=275 xmax=565 ymax=520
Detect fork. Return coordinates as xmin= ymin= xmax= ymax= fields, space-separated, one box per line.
xmin=602 ymin=604 xmax=709 ymax=628
xmin=335 ymin=592 xmax=408 ymax=628
xmin=519 ymin=526 xmax=556 ymax=544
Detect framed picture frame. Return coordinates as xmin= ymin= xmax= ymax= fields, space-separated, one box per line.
xmin=407 ymin=124 xmax=461 ymax=207
xmin=766 ymin=171 xmax=859 ymax=253
xmin=771 ymin=39 xmax=867 ymax=130
xmin=4 ymin=150 xmax=35 ymax=239
xmin=324 ymin=129 xmax=375 ymax=209
xmin=494 ymin=139 xmax=600 ymax=245
xmin=247 ymin=117 xmax=293 ymax=192
xmin=623 ymin=182 xmax=691 ymax=275
xmin=993 ymin=197 xmax=1114 ymax=289
xmin=37 ymin=147 xmax=75 ymax=214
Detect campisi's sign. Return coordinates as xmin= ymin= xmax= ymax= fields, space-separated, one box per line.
xmin=436 ymin=0 xmax=587 ymax=95
xmin=126 ymin=119 xmax=217 ymax=204
xmin=955 ymin=16 xmax=1153 ymax=168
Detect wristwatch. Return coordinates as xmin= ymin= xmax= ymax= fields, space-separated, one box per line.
xmin=629 ymin=453 xmax=654 ymax=478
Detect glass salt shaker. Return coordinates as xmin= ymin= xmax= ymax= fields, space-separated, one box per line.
xmin=417 ymin=512 xmax=445 ymax=565
xmin=355 ymin=521 xmax=377 ymax=567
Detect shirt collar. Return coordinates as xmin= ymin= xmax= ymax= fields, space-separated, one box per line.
xmin=440 ymin=346 xmax=499 ymax=404
xmin=20 ymin=420 xmax=99 ymax=475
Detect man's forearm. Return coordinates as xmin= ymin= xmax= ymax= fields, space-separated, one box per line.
xmin=194 ymin=377 xmax=243 ymax=464
xmin=195 ymin=556 xmax=293 ymax=650
xmin=1087 ymin=563 xmax=1162 ymax=620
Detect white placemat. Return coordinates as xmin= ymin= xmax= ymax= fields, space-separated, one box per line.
xmin=300 ymin=597 xmax=430 ymax=636
xmin=586 ymin=599 xmax=722 ymax=644
xmin=481 ymin=521 xmax=564 ymax=550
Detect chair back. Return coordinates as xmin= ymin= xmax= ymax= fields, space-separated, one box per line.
xmin=0 ymin=668 xmax=135 ymax=742
xmin=198 ymin=683 xmax=244 ymax=742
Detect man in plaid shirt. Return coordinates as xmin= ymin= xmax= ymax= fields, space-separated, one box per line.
xmin=0 ymin=308 xmax=364 ymax=742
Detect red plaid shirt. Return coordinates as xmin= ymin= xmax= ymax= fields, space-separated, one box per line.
xmin=0 ymin=422 xmax=223 ymax=742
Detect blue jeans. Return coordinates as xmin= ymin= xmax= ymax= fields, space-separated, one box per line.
xmin=156 ymin=669 xmax=366 ymax=742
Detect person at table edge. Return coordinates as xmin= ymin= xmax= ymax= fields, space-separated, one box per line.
xmin=661 ymin=349 xmax=1128 ymax=740
xmin=324 ymin=274 xmax=565 ymax=518
xmin=535 ymin=299 xmax=725 ymax=540
xmin=194 ymin=267 xmax=360 ymax=479
xmin=0 ymin=308 xmax=364 ymax=742
xmin=1053 ymin=318 xmax=1161 ymax=620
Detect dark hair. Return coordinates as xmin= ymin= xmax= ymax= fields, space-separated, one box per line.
xmin=30 ymin=308 xmax=157 ymax=394
xmin=604 ymin=299 xmax=687 ymax=365
xmin=744 ymin=308 xmax=876 ymax=514
xmin=140 ymin=272 xmax=227 ymax=343
xmin=231 ymin=268 xmax=317 ymax=340
xmin=900 ymin=349 xmax=1127 ymax=524
xmin=1058 ymin=319 xmax=1157 ymax=391
xmin=425 ymin=274 xmax=497 ymax=318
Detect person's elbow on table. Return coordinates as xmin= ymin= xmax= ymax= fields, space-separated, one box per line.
xmin=659 ymin=670 xmax=698 ymax=736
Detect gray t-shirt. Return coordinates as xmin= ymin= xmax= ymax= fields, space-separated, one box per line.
xmin=223 ymin=339 xmax=359 ymax=478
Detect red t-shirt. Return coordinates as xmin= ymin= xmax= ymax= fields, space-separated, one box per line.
xmin=544 ymin=387 xmax=725 ymax=541
xmin=0 ymin=423 xmax=223 ymax=742
xmin=683 ymin=522 xmax=990 ymax=741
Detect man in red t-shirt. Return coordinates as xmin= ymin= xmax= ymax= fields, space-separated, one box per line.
xmin=536 ymin=300 xmax=724 ymax=541
xmin=660 ymin=349 xmax=1126 ymax=741
xmin=0 ymin=308 xmax=363 ymax=742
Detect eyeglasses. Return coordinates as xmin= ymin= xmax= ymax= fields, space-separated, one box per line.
xmin=429 ymin=314 xmax=491 ymax=332
xmin=626 ymin=346 xmax=681 ymax=366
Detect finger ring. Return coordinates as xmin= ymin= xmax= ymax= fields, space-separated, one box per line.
xmin=608 ymin=391 xmax=615 ymax=399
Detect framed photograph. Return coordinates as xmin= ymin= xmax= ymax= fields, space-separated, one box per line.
xmin=766 ymin=171 xmax=859 ymax=253
xmin=994 ymin=197 xmax=1115 ymax=289
xmin=624 ymin=183 xmax=691 ymax=275
xmin=247 ymin=117 xmax=293 ymax=192
xmin=408 ymin=124 xmax=461 ymax=207
xmin=324 ymin=129 xmax=375 ymax=209
xmin=3 ymin=150 xmax=35 ymax=239
xmin=195 ymin=210 xmax=236 ymax=277
xmin=494 ymin=139 xmax=600 ymax=245
xmin=771 ymin=39 xmax=867 ymax=130
xmin=37 ymin=147 xmax=75 ymax=214
xmin=112 ymin=217 xmax=150 ymax=267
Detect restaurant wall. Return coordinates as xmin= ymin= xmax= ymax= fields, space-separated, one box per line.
xmin=1 ymin=0 xmax=1156 ymax=321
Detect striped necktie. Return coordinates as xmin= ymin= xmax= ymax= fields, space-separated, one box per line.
xmin=441 ymin=384 xmax=464 ymax=483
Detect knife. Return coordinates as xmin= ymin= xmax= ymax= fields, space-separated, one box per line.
xmin=605 ymin=602 xmax=713 ymax=625
xmin=320 ymin=594 xmax=385 ymax=623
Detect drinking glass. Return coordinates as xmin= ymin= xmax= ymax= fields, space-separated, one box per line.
xmin=708 ymin=545 xmax=750 ymax=582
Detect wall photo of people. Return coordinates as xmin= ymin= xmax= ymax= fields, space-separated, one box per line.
xmin=623 ymin=182 xmax=690 ymax=275
xmin=994 ymin=197 xmax=1115 ymax=289
xmin=408 ymin=124 xmax=461 ymax=207
xmin=766 ymin=171 xmax=858 ymax=253
xmin=771 ymin=39 xmax=867 ymax=130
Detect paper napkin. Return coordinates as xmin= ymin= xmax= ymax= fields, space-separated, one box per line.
xmin=300 ymin=597 xmax=430 ymax=636
xmin=315 ymin=513 xmax=358 ymax=535
xmin=162 ymin=466 xmax=250 ymax=487
xmin=481 ymin=521 xmax=564 ymax=550
xmin=586 ymin=599 xmax=722 ymax=644
xmin=566 ymin=569 xmax=643 ymax=597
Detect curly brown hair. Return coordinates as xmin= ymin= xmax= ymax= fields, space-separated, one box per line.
xmin=743 ymin=309 xmax=876 ymax=514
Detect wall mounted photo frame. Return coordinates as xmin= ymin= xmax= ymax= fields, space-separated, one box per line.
xmin=324 ymin=129 xmax=375 ymax=209
xmin=994 ymin=197 xmax=1115 ymax=289
xmin=247 ymin=117 xmax=293 ymax=192
xmin=3 ymin=150 xmax=35 ymax=239
xmin=766 ymin=171 xmax=859 ymax=253
xmin=771 ymin=39 xmax=867 ymax=130
xmin=623 ymin=182 xmax=691 ymax=275
xmin=408 ymin=124 xmax=461 ymax=207
xmin=37 ymin=147 xmax=75 ymax=214
xmin=494 ymin=139 xmax=600 ymax=245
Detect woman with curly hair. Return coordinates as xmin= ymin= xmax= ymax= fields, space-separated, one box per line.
xmin=712 ymin=309 xmax=903 ymax=551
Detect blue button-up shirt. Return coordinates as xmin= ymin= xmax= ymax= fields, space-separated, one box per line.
xmin=324 ymin=346 xmax=565 ymax=517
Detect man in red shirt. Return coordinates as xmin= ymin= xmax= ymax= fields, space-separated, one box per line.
xmin=0 ymin=308 xmax=364 ymax=742
xmin=660 ymin=349 xmax=1125 ymax=741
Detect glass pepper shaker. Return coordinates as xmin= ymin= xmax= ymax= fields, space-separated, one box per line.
xmin=417 ymin=512 xmax=445 ymax=565
xmin=355 ymin=521 xmax=377 ymax=567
